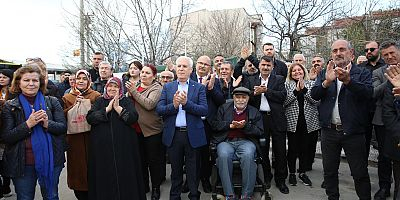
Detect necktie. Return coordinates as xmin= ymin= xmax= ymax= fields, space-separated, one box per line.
xmin=199 ymin=77 xmax=202 ymax=83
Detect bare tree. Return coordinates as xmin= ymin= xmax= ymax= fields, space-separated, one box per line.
xmin=256 ymin=0 xmax=352 ymax=61
xmin=64 ymin=0 xmax=191 ymax=68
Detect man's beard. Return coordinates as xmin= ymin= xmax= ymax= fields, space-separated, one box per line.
xmin=367 ymin=54 xmax=379 ymax=62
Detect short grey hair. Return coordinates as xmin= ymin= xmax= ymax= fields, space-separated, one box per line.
xmin=99 ymin=61 xmax=113 ymax=70
xmin=221 ymin=61 xmax=234 ymax=70
xmin=176 ymin=56 xmax=193 ymax=68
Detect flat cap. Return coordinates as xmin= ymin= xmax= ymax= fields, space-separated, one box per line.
xmin=232 ymin=86 xmax=251 ymax=96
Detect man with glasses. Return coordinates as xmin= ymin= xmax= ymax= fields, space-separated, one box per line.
xmin=160 ymin=71 xmax=175 ymax=86
xmin=189 ymin=55 xmax=224 ymax=193
xmin=358 ymin=42 xmax=390 ymax=200
xmin=311 ymin=39 xmax=372 ymax=200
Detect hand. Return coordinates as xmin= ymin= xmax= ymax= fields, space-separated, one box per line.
xmin=233 ymin=76 xmax=242 ymax=87
xmin=165 ymin=58 xmax=174 ymax=71
xmin=393 ymin=87 xmax=400 ymax=96
xmin=173 ymin=91 xmax=181 ymax=109
xmin=236 ymin=120 xmax=246 ymax=129
xmin=26 ymin=109 xmax=42 ymax=129
xmin=35 ymin=110 xmax=49 ymax=129
xmin=76 ymin=95 xmax=84 ymax=103
xmin=324 ymin=60 xmax=337 ymax=86
xmin=179 ymin=91 xmax=187 ymax=105
xmin=254 ymin=85 xmax=267 ymax=95
xmin=207 ymin=73 xmax=216 ymax=90
xmin=309 ymin=67 xmax=318 ymax=80
xmin=335 ymin=62 xmax=351 ymax=84
xmin=113 ymin=96 xmax=123 ymax=114
xmin=222 ymin=77 xmax=229 ymax=88
xmin=106 ymin=99 xmax=115 ymax=113
xmin=125 ymin=80 xmax=137 ymax=94
xmin=296 ymin=78 xmax=304 ymax=91
xmin=241 ymin=46 xmax=249 ymax=59
xmin=385 ymin=64 xmax=400 ymax=88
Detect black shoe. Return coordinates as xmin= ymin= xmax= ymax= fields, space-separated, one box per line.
xmin=298 ymin=173 xmax=312 ymax=186
xmin=151 ymin=187 xmax=160 ymax=200
xmin=276 ymin=183 xmax=289 ymax=194
xmin=201 ymin=178 xmax=212 ymax=193
xmin=264 ymin=175 xmax=272 ymax=189
xmin=289 ymin=174 xmax=297 ymax=186
xmin=374 ymin=188 xmax=390 ymax=200
xmin=182 ymin=180 xmax=189 ymax=193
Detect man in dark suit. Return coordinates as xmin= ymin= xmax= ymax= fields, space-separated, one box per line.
xmin=243 ymin=55 xmax=288 ymax=194
xmin=156 ymin=56 xmax=208 ymax=200
xmin=311 ymin=39 xmax=372 ymax=200
xmin=189 ymin=55 xmax=225 ymax=193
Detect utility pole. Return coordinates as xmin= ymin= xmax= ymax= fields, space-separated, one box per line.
xmin=79 ymin=0 xmax=85 ymax=68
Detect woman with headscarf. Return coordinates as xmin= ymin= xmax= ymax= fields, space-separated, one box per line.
xmin=0 ymin=69 xmax=14 ymax=198
xmin=86 ymin=77 xmax=145 ymax=200
xmin=1 ymin=65 xmax=66 ymax=199
xmin=62 ymin=70 xmax=101 ymax=200
xmin=126 ymin=64 xmax=163 ymax=200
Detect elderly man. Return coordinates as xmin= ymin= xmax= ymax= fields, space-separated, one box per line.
xmin=157 ymin=56 xmax=208 ymax=200
xmin=212 ymin=87 xmax=263 ymax=200
xmin=92 ymin=61 xmax=113 ymax=94
xmin=88 ymin=52 xmax=105 ymax=82
xmin=293 ymin=54 xmax=306 ymax=66
xmin=381 ymin=41 xmax=400 ymax=199
xmin=311 ymin=39 xmax=372 ymax=200
xmin=159 ymin=71 xmax=175 ymax=86
xmin=190 ymin=55 xmax=225 ymax=193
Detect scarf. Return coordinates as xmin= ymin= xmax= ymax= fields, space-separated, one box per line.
xmin=19 ymin=91 xmax=54 ymax=192
xmin=103 ymin=77 xmax=124 ymax=100
xmin=70 ymin=70 xmax=91 ymax=96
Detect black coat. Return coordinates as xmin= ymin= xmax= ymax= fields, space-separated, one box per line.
xmin=86 ymin=97 xmax=145 ymax=200
xmin=211 ymin=101 xmax=263 ymax=144
xmin=190 ymin=73 xmax=225 ymax=122
xmin=243 ymin=74 xmax=287 ymax=132
xmin=1 ymin=96 xmax=67 ymax=177
xmin=383 ymin=82 xmax=400 ymax=161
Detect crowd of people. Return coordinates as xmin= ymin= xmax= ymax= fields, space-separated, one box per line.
xmin=0 ymin=38 xmax=399 ymax=200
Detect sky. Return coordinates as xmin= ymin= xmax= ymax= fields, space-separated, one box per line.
xmin=0 ymin=0 xmax=393 ymax=66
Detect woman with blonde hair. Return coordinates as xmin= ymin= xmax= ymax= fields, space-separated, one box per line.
xmin=284 ymin=63 xmax=320 ymax=187
xmin=62 ymin=70 xmax=101 ymax=200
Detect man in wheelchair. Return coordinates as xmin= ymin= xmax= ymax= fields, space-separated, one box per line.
xmin=211 ymin=87 xmax=264 ymax=200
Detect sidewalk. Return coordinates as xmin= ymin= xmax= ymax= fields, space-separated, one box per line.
xmin=4 ymin=143 xmax=380 ymax=199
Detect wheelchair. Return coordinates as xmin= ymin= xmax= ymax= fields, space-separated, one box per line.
xmin=209 ymin=137 xmax=272 ymax=200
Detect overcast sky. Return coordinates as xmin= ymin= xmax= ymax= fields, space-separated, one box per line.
xmin=0 ymin=0 xmax=393 ymax=65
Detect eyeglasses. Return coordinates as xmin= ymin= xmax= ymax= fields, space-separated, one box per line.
xmin=161 ymin=76 xmax=172 ymax=79
xmin=197 ymin=61 xmax=211 ymax=67
xmin=364 ymin=48 xmax=377 ymax=53
xmin=294 ymin=59 xmax=303 ymax=62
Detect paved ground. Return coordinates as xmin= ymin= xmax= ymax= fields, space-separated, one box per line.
xmin=3 ymin=142 xmax=383 ymax=199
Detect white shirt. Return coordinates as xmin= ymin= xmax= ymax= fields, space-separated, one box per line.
xmin=259 ymin=75 xmax=271 ymax=112
xmin=331 ymin=78 xmax=342 ymax=124
xmin=175 ymin=80 xmax=189 ymax=127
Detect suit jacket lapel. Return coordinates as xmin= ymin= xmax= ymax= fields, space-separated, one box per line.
xmin=187 ymin=79 xmax=195 ymax=101
xmin=267 ymin=74 xmax=275 ymax=88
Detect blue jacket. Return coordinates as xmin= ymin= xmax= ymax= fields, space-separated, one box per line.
xmin=156 ymin=79 xmax=208 ymax=148
xmin=311 ymin=63 xmax=373 ymax=135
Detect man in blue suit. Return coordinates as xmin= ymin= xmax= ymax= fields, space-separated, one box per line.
xmin=156 ymin=56 xmax=208 ymax=200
